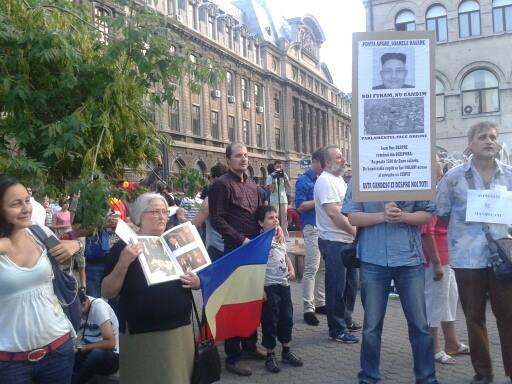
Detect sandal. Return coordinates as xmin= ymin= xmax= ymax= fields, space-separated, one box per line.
xmin=446 ymin=343 xmax=470 ymax=356
xmin=435 ymin=351 xmax=457 ymax=365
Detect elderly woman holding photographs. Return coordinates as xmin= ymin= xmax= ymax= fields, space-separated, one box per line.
xmin=102 ymin=193 xmax=200 ymax=384
xmin=0 ymin=176 xmax=80 ymax=384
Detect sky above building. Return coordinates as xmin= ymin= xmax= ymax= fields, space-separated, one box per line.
xmin=273 ymin=0 xmax=367 ymax=93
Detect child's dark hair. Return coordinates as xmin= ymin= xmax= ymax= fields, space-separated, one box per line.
xmin=255 ymin=205 xmax=277 ymax=225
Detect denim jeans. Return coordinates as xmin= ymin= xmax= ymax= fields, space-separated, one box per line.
xmin=86 ymin=262 xmax=105 ymax=298
xmin=261 ymin=285 xmax=293 ymax=350
xmin=0 ymin=338 xmax=74 ymax=384
xmin=318 ymin=238 xmax=357 ymax=337
xmin=359 ymin=262 xmax=437 ymax=384
xmin=72 ymin=349 xmax=119 ymax=384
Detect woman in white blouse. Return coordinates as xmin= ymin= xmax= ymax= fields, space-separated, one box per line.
xmin=0 ymin=177 xmax=80 ymax=383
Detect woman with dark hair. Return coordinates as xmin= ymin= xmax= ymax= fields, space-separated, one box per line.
xmin=52 ymin=197 xmax=72 ymax=239
xmin=0 ymin=176 xmax=81 ymax=383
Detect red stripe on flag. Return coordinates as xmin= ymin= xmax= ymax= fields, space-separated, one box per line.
xmin=214 ymin=300 xmax=263 ymax=342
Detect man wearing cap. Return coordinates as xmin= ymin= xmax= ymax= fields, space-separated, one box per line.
xmin=373 ymin=52 xmax=414 ymax=90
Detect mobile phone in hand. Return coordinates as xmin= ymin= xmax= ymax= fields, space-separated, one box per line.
xmin=46 ymin=235 xmax=61 ymax=256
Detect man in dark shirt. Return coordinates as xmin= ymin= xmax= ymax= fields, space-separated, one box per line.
xmin=209 ymin=143 xmax=267 ymax=376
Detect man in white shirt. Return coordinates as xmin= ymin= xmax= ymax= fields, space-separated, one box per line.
xmin=27 ymin=187 xmax=46 ymax=226
xmin=73 ymin=290 xmax=119 ymax=384
xmin=314 ymin=146 xmax=360 ymax=344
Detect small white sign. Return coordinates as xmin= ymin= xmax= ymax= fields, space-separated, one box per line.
xmin=466 ymin=190 xmax=512 ymax=225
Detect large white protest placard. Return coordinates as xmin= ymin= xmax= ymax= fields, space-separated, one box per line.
xmin=466 ymin=190 xmax=512 ymax=225
xmin=352 ymin=32 xmax=436 ymax=202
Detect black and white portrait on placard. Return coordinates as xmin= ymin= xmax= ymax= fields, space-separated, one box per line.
xmin=372 ymin=49 xmax=415 ymax=90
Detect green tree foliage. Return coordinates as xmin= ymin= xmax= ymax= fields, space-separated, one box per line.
xmin=0 ymin=0 xmax=222 ymax=228
xmin=170 ymin=168 xmax=206 ymax=199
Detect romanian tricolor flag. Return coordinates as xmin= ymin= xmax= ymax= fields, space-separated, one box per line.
xmin=198 ymin=229 xmax=274 ymax=342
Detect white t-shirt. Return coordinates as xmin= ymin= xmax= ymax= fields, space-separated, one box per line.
xmin=314 ymin=172 xmax=353 ymax=243
xmin=0 ymin=226 xmax=74 ymax=352
xmin=80 ymin=296 xmax=120 ymax=354
xmin=30 ymin=197 xmax=47 ymax=227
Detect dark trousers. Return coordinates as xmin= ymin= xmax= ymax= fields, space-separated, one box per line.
xmin=72 ymin=349 xmax=119 ymax=384
xmin=261 ymin=284 xmax=293 ymax=350
xmin=223 ymin=240 xmax=259 ymax=365
xmin=454 ymin=268 xmax=512 ymax=379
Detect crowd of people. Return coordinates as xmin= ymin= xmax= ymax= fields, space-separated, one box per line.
xmin=0 ymin=121 xmax=511 ymax=384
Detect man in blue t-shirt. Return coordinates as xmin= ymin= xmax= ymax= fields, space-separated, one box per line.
xmin=295 ymin=148 xmax=325 ymax=326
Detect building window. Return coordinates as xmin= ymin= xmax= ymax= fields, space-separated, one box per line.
xmin=241 ymin=78 xmax=248 ymax=103
xmin=94 ymin=6 xmax=111 ymax=43
xmin=188 ymin=2 xmax=197 ymax=30
xmin=228 ymin=115 xmax=235 ymax=142
xmin=254 ymin=43 xmax=260 ymax=65
xmin=242 ymin=120 xmax=250 ymax=144
xmin=207 ymin=15 xmax=215 ymax=39
xmin=225 ymin=25 xmax=233 ymax=49
xmin=436 ymin=79 xmax=445 ymax=118
xmin=211 ymin=111 xmax=219 ymax=139
xmin=272 ymin=57 xmax=278 ymax=72
xmin=292 ymin=67 xmax=298 ymax=81
xmin=226 ymin=71 xmax=234 ymax=97
xmin=170 ymin=100 xmax=180 ymax=131
xmin=254 ymin=83 xmax=262 ymax=107
xmin=275 ymin=127 xmax=281 ymax=150
xmin=426 ymin=5 xmax=448 ymax=42
xmin=493 ymin=0 xmax=512 ymax=32
xmin=395 ymin=10 xmax=416 ymax=31
xmin=459 ymin=1 xmax=481 ymax=37
xmin=461 ymin=69 xmax=499 ymax=115
xmin=241 ymin=35 xmax=248 ymax=58
xmin=274 ymin=92 xmax=280 ymax=114
xmin=256 ymin=123 xmax=262 ymax=147
xmin=192 ymin=105 xmax=201 ymax=135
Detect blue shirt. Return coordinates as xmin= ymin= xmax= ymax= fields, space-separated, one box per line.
xmin=342 ymin=183 xmax=435 ymax=267
xmin=436 ymin=158 xmax=512 ymax=269
xmin=294 ymin=169 xmax=317 ymax=227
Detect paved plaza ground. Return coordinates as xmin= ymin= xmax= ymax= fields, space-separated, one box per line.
xmin=217 ymin=280 xmax=509 ymax=384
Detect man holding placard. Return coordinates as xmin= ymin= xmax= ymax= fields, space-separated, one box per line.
xmin=436 ymin=121 xmax=512 ymax=384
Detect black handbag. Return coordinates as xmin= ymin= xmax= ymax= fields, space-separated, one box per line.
xmin=29 ymin=225 xmax=82 ymax=332
xmin=190 ymin=293 xmax=221 ymax=384
xmin=483 ymin=225 xmax=512 ymax=282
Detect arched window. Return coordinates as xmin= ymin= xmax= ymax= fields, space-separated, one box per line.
xmin=459 ymin=1 xmax=481 ymax=37
xmin=395 ymin=10 xmax=416 ymax=31
xmin=493 ymin=0 xmax=512 ymax=32
xmin=436 ymin=79 xmax=446 ymax=118
xmin=247 ymin=165 xmax=254 ymax=178
xmin=461 ymin=69 xmax=499 ymax=115
xmin=195 ymin=161 xmax=207 ymax=178
xmin=226 ymin=71 xmax=234 ymax=97
xmin=426 ymin=5 xmax=448 ymax=42
xmin=172 ymin=158 xmax=186 ymax=174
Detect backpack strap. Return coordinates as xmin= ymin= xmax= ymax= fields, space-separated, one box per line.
xmin=464 ymin=168 xmax=476 ymax=190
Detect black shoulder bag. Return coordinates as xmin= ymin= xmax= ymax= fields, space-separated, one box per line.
xmin=29 ymin=225 xmax=82 ymax=331
xmin=190 ymin=293 xmax=221 ymax=384
xmin=465 ymin=170 xmax=512 ymax=282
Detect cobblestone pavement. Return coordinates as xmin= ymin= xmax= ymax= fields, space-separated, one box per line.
xmin=217 ymin=280 xmax=509 ymax=384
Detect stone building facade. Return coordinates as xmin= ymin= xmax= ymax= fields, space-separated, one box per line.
xmin=362 ymin=0 xmax=512 ymax=162
xmin=88 ymin=0 xmax=352 ymax=184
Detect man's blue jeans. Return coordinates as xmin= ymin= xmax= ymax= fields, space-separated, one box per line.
xmin=72 ymin=349 xmax=119 ymax=384
xmin=86 ymin=262 xmax=105 ymax=298
xmin=359 ymin=262 xmax=437 ymax=384
xmin=0 ymin=338 xmax=74 ymax=384
xmin=318 ymin=238 xmax=357 ymax=337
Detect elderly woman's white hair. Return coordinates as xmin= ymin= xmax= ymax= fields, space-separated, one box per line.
xmin=130 ymin=193 xmax=169 ymax=226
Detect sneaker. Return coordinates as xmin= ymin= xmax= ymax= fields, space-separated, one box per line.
xmin=347 ymin=321 xmax=362 ymax=331
xmin=225 ymin=362 xmax=252 ymax=376
xmin=330 ymin=332 xmax=359 ymax=344
xmin=315 ymin=305 xmax=327 ymax=315
xmin=242 ymin=348 xmax=267 ymax=360
xmin=265 ymin=353 xmax=280 ymax=373
xmin=282 ymin=350 xmax=303 ymax=367
xmin=304 ymin=312 xmax=319 ymax=326
xmin=470 ymin=374 xmax=494 ymax=384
